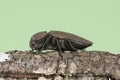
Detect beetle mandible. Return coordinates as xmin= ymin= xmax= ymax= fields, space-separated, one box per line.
xmin=29 ymin=30 xmax=93 ymax=56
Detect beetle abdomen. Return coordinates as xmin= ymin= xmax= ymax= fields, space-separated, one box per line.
xmin=49 ymin=30 xmax=93 ymax=47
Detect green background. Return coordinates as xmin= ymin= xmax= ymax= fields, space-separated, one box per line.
xmin=0 ymin=0 xmax=120 ymax=53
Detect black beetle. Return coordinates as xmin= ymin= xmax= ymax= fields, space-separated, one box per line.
xmin=29 ymin=31 xmax=93 ymax=55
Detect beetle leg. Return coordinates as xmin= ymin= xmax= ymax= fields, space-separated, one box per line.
xmin=38 ymin=36 xmax=51 ymax=53
xmin=54 ymin=38 xmax=63 ymax=58
xmin=61 ymin=40 xmax=66 ymax=51
xmin=66 ymin=39 xmax=78 ymax=51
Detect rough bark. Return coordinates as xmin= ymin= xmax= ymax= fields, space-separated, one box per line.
xmin=0 ymin=50 xmax=120 ymax=80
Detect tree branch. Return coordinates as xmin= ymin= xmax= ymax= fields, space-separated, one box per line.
xmin=0 ymin=50 xmax=120 ymax=80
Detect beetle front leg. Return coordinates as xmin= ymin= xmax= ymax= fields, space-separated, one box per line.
xmin=38 ymin=36 xmax=51 ymax=53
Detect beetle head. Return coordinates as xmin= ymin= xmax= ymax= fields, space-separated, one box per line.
xmin=29 ymin=31 xmax=48 ymax=50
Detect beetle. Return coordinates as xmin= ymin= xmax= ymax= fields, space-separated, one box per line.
xmin=29 ymin=30 xmax=93 ymax=56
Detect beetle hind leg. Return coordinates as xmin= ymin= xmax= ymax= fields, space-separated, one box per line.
xmin=66 ymin=39 xmax=78 ymax=51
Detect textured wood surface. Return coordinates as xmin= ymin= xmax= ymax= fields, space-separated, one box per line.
xmin=0 ymin=50 xmax=120 ymax=80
